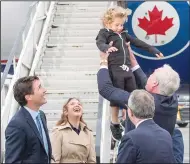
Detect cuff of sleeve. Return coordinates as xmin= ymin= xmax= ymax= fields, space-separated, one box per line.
xmin=100 ymin=65 xmax=108 ymax=69
xmin=131 ymin=65 xmax=140 ymax=72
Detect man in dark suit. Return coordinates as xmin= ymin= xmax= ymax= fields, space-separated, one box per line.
xmin=97 ymin=43 xmax=184 ymax=163
xmin=116 ymin=89 xmax=176 ymax=163
xmin=5 ymin=76 xmax=53 ymax=163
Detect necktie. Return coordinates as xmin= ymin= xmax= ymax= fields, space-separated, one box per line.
xmin=36 ymin=114 xmax=43 ymax=141
xmin=36 ymin=113 xmax=49 ymax=160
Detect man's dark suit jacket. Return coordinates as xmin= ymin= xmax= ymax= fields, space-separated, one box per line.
xmin=97 ymin=68 xmax=178 ymax=135
xmin=116 ymin=119 xmax=176 ymax=163
xmin=5 ymin=107 xmax=52 ymax=163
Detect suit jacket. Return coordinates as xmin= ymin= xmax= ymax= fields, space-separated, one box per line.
xmin=116 ymin=119 xmax=176 ymax=163
xmin=97 ymin=68 xmax=178 ymax=135
xmin=5 ymin=107 xmax=52 ymax=163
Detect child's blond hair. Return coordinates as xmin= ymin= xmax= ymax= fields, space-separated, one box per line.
xmin=102 ymin=6 xmax=131 ymax=27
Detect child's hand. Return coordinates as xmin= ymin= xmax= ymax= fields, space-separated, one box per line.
xmin=155 ymin=53 xmax=164 ymax=58
xmin=107 ymin=46 xmax=118 ymax=53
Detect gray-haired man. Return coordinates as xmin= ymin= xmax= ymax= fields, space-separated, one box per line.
xmin=97 ymin=42 xmax=184 ymax=163
xmin=116 ymin=90 xmax=176 ymax=163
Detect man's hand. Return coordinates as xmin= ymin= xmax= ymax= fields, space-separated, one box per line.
xmin=100 ymin=51 xmax=109 ymax=61
xmin=126 ymin=42 xmax=138 ymax=67
xmin=155 ymin=53 xmax=164 ymax=58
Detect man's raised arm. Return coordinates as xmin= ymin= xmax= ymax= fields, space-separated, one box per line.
xmin=97 ymin=52 xmax=130 ymax=109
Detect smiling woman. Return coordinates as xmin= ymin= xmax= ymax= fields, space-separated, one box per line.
xmin=56 ymin=98 xmax=86 ymax=127
xmin=50 ymin=98 xmax=96 ymax=163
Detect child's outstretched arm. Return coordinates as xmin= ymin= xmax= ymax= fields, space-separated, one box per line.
xmin=96 ymin=30 xmax=117 ymax=53
xmin=125 ymin=33 xmax=164 ymax=58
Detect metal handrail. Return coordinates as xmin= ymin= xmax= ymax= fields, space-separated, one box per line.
xmin=1 ymin=2 xmax=55 ymax=162
xmin=1 ymin=1 xmax=38 ymax=90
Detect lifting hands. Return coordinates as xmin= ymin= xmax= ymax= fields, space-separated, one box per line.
xmin=155 ymin=52 xmax=164 ymax=58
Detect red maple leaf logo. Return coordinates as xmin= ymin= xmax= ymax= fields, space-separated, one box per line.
xmin=138 ymin=5 xmax=174 ymax=43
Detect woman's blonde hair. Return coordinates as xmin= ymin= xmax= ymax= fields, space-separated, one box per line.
xmin=102 ymin=6 xmax=131 ymax=26
xmin=56 ymin=98 xmax=87 ymax=126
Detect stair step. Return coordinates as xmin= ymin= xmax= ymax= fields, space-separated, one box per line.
xmin=42 ymin=90 xmax=99 ymax=99
xmin=36 ymin=70 xmax=97 ymax=75
xmin=44 ymin=96 xmax=99 ymax=102
xmin=50 ymin=29 xmax=99 ymax=37
xmin=42 ymin=80 xmax=97 ymax=90
xmin=44 ymin=108 xmax=98 ymax=114
xmin=39 ymin=75 xmax=96 ymax=80
xmin=56 ymin=6 xmax=107 ymax=12
xmin=36 ymin=65 xmax=100 ymax=71
xmin=33 ymin=2 xmax=108 ymax=137
xmin=45 ymin=98 xmax=99 ymax=103
xmin=44 ymin=50 xmax=99 ymax=58
xmin=42 ymin=99 xmax=98 ymax=111
xmin=45 ymin=89 xmax=98 ymax=94
xmin=43 ymin=104 xmax=99 ymax=111
xmin=36 ymin=71 xmax=97 ymax=80
xmin=48 ymin=36 xmax=96 ymax=44
xmin=45 ymin=86 xmax=98 ymax=91
xmin=51 ymin=23 xmax=102 ymax=30
xmin=44 ymin=86 xmax=98 ymax=91
xmin=57 ymin=1 xmax=108 ymax=7
xmin=53 ymin=17 xmax=101 ymax=24
xmin=55 ymin=12 xmax=103 ymax=18
xmin=42 ymin=79 xmax=97 ymax=85
xmin=44 ymin=109 xmax=98 ymax=121
xmin=40 ymin=57 xmax=99 ymax=65
xmin=46 ymin=42 xmax=97 ymax=50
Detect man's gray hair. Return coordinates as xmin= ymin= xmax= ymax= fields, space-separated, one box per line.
xmin=155 ymin=64 xmax=180 ymax=96
xmin=128 ymin=90 xmax=155 ymax=119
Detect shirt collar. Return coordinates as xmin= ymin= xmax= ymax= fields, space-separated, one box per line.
xmin=69 ymin=122 xmax=80 ymax=130
xmin=136 ymin=118 xmax=152 ymax=128
xmin=24 ymin=106 xmax=39 ymax=120
xmin=54 ymin=121 xmax=91 ymax=131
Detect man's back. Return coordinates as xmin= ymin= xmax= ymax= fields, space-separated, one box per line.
xmin=125 ymin=93 xmax=178 ymax=135
xmin=117 ymin=119 xmax=176 ymax=163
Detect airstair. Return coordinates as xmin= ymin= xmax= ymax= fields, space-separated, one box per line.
xmin=1 ymin=1 xmax=120 ymax=163
xmin=36 ymin=1 xmax=108 ymax=134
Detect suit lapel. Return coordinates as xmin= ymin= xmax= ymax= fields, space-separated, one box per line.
xmin=21 ymin=107 xmax=46 ymax=151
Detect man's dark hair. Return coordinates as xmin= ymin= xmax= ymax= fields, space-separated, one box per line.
xmin=13 ymin=76 xmax=39 ymax=106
